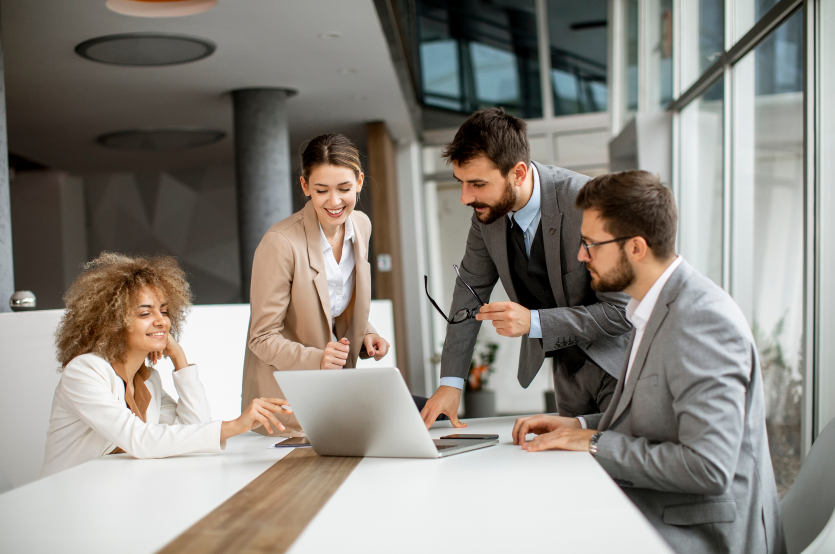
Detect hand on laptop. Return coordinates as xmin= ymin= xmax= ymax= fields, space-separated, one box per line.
xmin=321 ymin=338 xmax=350 ymax=369
xmin=420 ymin=386 xmax=467 ymax=429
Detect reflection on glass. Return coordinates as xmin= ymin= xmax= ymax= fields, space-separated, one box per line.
xmin=546 ymin=0 xmax=608 ymax=115
xmin=734 ymin=9 xmax=804 ymax=498
xmin=656 ymin=0 xmax=673 ymax=109
xmin=679 ymin=78 xmax=723 ymax=285
xmin=736 ymin=0 xmax=780 ymax=42
xmin=416 ymin=0 xmax=542 ymax=118
xmin=680 ymin=0 xmax=725 ymax=92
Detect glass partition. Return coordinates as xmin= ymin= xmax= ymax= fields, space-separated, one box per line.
xmin=679 ymin=77 xmax=724 ymax=286
xmin=679 ymin=0 xmax=725 ymax=92
xmin=732 ymin=9 xmax=804 ymax=497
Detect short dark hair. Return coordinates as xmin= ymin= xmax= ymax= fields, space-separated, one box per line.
xmin=442 ymin=108 xmax=530 ymax=176
xmin=576 ymin=170 xmax=678 ymax=260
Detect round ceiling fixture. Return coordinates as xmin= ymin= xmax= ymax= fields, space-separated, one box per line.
xmin=76 ymin=33 xmax=216 ymax=66
xmin=105 ymin=0 xmax=217 ymax=18
xmin=96 ymin=128 xmax=226 ymax=151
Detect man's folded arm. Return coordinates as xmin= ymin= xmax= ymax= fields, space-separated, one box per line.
xmin=538 ymin=290 xmax=631 ymax=348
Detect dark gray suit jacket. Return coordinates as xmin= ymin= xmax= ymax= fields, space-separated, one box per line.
xmin=440 ymin=163 xmax=632 ymax=387
xmin=585 ymin=260 xmax=785 ymax=554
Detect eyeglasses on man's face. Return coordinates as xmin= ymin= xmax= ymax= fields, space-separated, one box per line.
xmin=424 ymin=264 xmax=485 ymax=324
xmin=580 ymin=236 xmax=637 ymax=258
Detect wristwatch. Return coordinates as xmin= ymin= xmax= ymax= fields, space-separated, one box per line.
xmin=589 ymin=432 xmax=603 ymax=456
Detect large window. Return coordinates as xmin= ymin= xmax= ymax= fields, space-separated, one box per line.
xmin=679 ymin=78 xmax=724 ymax=286
xmin=546 ymin=0 xmax=608 ymax=115
xmin=680 ymin=0 xmax=725 ymax=92
xmin=416 ymin=0 xmax=610 ymax=120
xmin=417 ymin=0 xmax=542 ymax=118
xmin=732 ymin=9 xmax=804 ymax=497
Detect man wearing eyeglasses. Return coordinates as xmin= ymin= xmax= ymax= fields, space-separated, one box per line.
xmin=420 ymin=108 xmax=632 ymax=428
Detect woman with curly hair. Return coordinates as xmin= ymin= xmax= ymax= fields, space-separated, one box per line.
xmin=41 ymin=252 xmax=291 ymax=478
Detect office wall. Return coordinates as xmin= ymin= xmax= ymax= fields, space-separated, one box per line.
xmin=84 ymin=164 xmax=243 ymax=304
xmin=10 ymin=171 xmax=87 ymax=309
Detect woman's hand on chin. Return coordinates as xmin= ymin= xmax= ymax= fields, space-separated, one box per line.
xmin=221 ymin=398 xmax=293 ymax=441
xmin=148 ymin=334 xmax=189 ymax=370
xmin=363 ymin=334 xmax=390 ymax=361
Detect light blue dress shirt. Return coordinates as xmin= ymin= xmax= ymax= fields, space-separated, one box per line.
xmin=440 ymin=165 xmax=543 ymax=390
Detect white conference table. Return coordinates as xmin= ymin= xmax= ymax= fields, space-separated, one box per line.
xmin=0 ymin=416 xmax=673 ymax=554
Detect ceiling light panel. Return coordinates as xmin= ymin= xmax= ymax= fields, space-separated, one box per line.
xmin=76 ymin=33 xmax=216 ymax=66
xmin=97 ymin=128 xmax=226 ymax=151
xmin=106 ymin=0 xmax=217 ymax=18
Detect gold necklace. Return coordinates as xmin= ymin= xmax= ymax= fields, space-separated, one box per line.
xmin=327 ymin=224 xmax=344 ymax=247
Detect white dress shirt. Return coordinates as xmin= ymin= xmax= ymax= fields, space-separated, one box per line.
xmin=41 ymin=353 xmax=224 ymax=478
xmin=320 ymin=217 xmax=356 ymax=339
xmin=440 ymin=165 xmax=546 ymax=390
xmin=577 ymin=255 xmax=683 ymax=428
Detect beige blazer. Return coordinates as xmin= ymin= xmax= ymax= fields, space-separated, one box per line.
xmin=242 ymin=202 xmax=375 ymax=436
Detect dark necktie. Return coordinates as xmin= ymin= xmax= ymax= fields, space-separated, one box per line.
xmin=511 ymin=214 xmax=527 ymax=259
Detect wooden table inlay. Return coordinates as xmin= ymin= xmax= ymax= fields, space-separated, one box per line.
xmin=157 ymin=448 xmax=362 ymax=554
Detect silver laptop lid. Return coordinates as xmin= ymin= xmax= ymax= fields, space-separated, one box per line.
xmin=274 ymin=368 xmax=440 ymax=458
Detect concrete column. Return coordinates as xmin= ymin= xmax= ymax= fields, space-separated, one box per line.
xmin=232 ymin=88 xmax=295 ymax=302
xmin=0 ymin=8 xmax=13 ymax=313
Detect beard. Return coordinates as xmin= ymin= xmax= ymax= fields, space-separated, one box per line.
xmin=589 ymin=247 xmax=636 ymax=292
xmin=468 ymin=178 xmax=516 ymax=224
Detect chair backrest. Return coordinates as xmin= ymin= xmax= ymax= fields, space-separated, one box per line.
xmin=781 ymin=416 xmax=835 ymax=554
xmin=0 ymin=301 xmax=397 ymax=490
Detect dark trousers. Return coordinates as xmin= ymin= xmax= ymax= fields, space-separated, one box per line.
xmin=550 ymin=347 xmax=617 ymax=418
xmin=412 ymin=395 xmax=448 ymax=420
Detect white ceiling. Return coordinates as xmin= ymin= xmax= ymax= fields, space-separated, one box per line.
xmin=1 ymin=0 xmax=415 ymax=174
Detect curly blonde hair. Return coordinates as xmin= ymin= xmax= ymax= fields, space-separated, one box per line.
xmin=55 ymin=252 xmax=192 ymax=368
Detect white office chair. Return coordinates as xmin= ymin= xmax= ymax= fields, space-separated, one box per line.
xmin=780 ymin=416 xmax=835 ymax=554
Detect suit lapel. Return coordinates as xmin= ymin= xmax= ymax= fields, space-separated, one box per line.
xmin=606 ymin=261 xmax=693 ymax=427
xmin=598 ymin=331 xmax=635 ymax=431
xmin=484 ymin=215 xmax=519 ymax=303
xmin=536 ymin=163 xmax=567 ymax=307
xmin=303 ymin=202 xmax=333 ymax=331
xmin=345 ymin=214 xmax=371 ymax=363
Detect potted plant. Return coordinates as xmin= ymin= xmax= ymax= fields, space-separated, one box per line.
xmin=464 ymin=341 xmax=499 ymax=418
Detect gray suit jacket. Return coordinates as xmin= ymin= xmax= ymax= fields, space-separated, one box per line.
xmin=440 ymin=163 xmax=632 ymax=387
xmin=584 ymin=260 xmax=785 ymax=554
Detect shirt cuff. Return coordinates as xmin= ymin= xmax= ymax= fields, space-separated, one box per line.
xmin=577 ymin=417 xmax=587 ymax=429
xmin=529 ymin=310 xmax=542 ymax=339
xmin=439 ymin=377 xmax=465 ymax=390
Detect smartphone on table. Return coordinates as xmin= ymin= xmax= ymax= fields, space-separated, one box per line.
xmin=273 ymin=437 xmax=312 ymax=448
xmin=440 ymin=434 xmax=499 ymax=440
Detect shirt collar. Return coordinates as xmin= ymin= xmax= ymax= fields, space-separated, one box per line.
xmin=625 ymin=255 xmax=683 ymax=330
xmin=507 ymin=163 xmax=540 ymax=232
xmin=319 ymin=215 xmax=355 ymax=253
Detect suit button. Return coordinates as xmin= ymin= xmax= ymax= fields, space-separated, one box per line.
xmin=540 ymin=289 xmax=545 ymax=294
xmin=549 ymin=228 xmax=555 ymax=235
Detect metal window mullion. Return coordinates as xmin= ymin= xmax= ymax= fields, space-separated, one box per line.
xmin=722 ymin=62 xmax=733 ymax=293
xmin=801 ymin=0 xmax=817 ymax=454
xmin=637 ymin=0 xmax=651 ymax=112
xmin=609 ymin=0 xmax=626 ymax=135
xmin=536 ymin=0 xmax=554 ymax=120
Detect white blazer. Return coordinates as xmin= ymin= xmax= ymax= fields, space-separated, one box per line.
xmin=41 ymin=353 xmax=224 ymax=478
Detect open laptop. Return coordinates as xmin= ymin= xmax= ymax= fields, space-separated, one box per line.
xmin=273 ymin=368 xmax=498 ymax=458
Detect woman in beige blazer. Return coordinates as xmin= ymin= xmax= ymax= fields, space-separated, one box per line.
xmin=243 ymin=134 xmax=390 ymax=436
